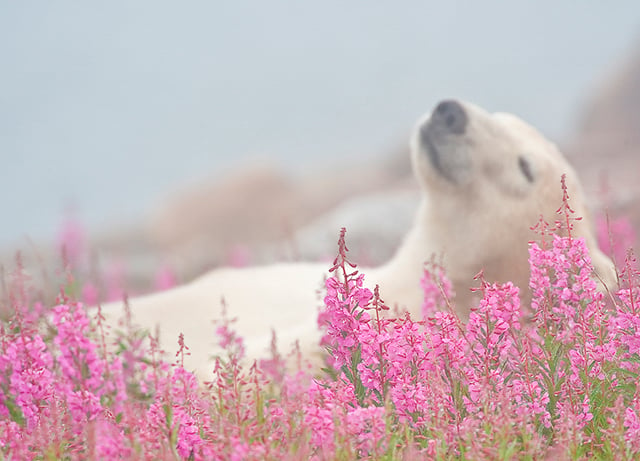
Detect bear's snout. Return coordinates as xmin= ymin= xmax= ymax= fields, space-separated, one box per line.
xmin=432 ymin=99 xmax=468 ymax=134
xmin=417 ymin=99 xmax=472 ymax=184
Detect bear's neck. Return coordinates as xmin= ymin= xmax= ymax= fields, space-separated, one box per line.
xmin=365 ymin=200 xmax=436 ymax=317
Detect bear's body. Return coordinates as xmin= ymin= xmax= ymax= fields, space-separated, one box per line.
xmin=105 ymin=262 xmax=330 ymax=374
xmin=100 ymin=100 xmax=617 ymax=379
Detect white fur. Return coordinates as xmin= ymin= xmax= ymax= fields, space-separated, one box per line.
xmin=99 ymin=100 xmax=616 ymax=379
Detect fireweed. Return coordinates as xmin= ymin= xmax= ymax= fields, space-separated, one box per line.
xmin=0 ymin=182 xmax=639 ymax=459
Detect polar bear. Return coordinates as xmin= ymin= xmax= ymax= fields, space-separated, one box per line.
xmin=99 ymin=99 xmax=616 ymax=378
xmin=369 ymin=99 xmax=617 ymax=313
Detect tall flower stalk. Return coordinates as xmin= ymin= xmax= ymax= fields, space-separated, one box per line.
xmin=0 ymin=197 xmax=639 ymax=458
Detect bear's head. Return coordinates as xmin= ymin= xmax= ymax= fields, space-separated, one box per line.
xmin=410 ymin=99 xmax=616 ymax=311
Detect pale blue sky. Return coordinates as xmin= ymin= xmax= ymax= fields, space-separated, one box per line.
xmin=1 ymin=2 xmax=639 ymax=245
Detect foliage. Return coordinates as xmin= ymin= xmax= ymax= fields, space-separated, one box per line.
xmin=1 ymin=188 xmax=639 ymax=460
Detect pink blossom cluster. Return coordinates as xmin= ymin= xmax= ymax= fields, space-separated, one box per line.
xmin=596 ymin=213 xmax=637 ymax=267
xmin=1 ymin=208 xmax=640 ymax=458
xmin=56 ymin=215 xmax=178 ymax=306
xmin=313 ymin=221 xmax=640 ymax=458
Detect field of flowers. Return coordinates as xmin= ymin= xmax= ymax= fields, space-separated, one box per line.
xmin=1 ymin=192 xmax=639 ymax=460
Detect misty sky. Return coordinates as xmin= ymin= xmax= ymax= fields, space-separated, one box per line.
xmin=1 ymin=2 xmax=639 ymax=246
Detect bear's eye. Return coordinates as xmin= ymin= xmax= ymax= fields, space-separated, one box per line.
xmin=518 ymin=156 xmax=534 ymax=183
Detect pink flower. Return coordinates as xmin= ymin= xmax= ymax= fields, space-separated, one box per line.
xmin=227 ymin=244 xmax=252 ymax=268
xmin=81 ymin=282 xmax=99 ymax=306
xmin=421 ymin=262 xmax=455 ymax=318
xmin=624 ymin=397 xmax=640 ymax=453
xmin=57 ymin=214 xmax=86 ymax=268
xmin=154 ymin=264 xmax=177 ymax=291
xmin=346 ymin=406 xmax=387 ymax=454
xmin=174 ymin=407 xmax=203 ymax=458
xmin=52 ymin=304 xmax=106 ymax=392
xmin=67 ymin=389 xmax=103 ymax=432
xmin=304 ymin=406 xmax=335 ymax=454
xmin=94 ymin=417 xmax=131 ymax=459
xmin=596 ymin=214 xmax=636 ymax=266
xmin=0 ymin=333 xmax=55 ymax=430
xmin=0 ymin=420 xmax=26 ymax=459
xmin=214 ymin=304 xmax=246 ymax=361
xmin=105 ymin=261 xmax=127 ymax=302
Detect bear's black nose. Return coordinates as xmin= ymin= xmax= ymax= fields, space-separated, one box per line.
xmin=432 ymin=99 xmax=467 ymax=134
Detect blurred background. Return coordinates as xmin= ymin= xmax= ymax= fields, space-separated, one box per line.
xmin=2 ymin=2 xmax=640 ymax=295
